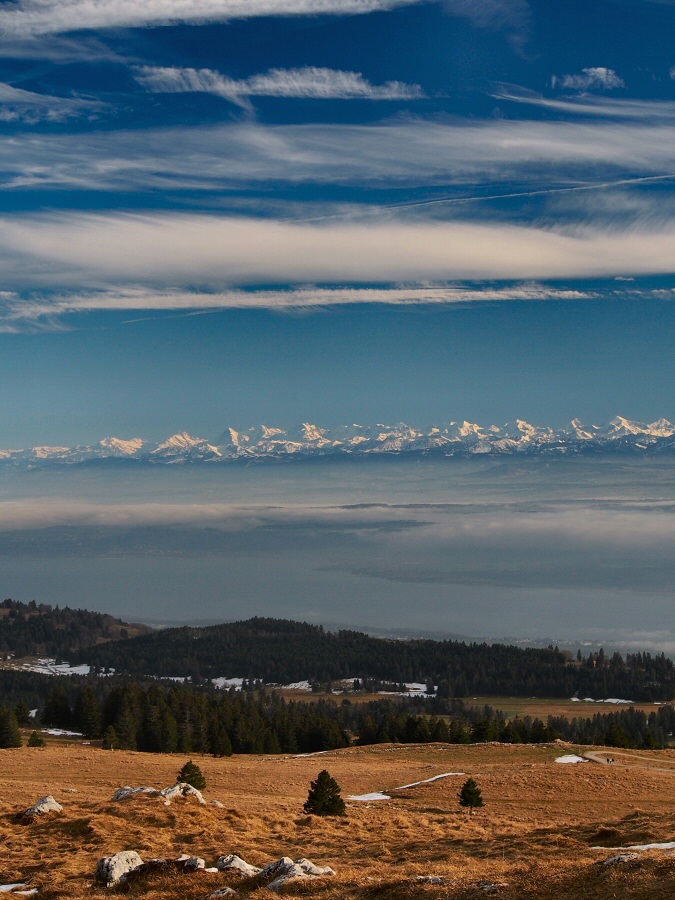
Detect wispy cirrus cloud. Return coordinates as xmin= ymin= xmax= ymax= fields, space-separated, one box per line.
xmin=0 ymin=0 xmax=426 ymax=36
xmin=494 ymin=85 xmax=675 ymax=119
xmin=552 ymin=66 xmax=625 ymax=92
xmin=135 ymin=65 xmax=424 ymax=107
xmin=0 ymin=81 xmax=101 ymax=122
xmin=3 ymin=117 xmax=675 ymax=195
xmin=0 ymin=283 xmax=592 ymax=330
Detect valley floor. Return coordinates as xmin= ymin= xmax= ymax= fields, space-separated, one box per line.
xmin=3 ymin=742 xmax=675 ymax=898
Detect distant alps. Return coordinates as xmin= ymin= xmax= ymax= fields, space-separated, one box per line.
xmin=1 ymin=416 xmax=675 ymax=468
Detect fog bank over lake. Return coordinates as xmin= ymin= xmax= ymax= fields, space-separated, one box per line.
xmin=1 ymin=457 xmax=673 ymax=652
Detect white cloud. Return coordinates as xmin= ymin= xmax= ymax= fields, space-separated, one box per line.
xmin=0 ymin=283 xmax=592 ymax=326
xmin=553 ymin=67 xmax=625 ymax=92
xmin=135 ymin=65 xmax=424 ymax=106
xmin=1 ymin=211 xmax=675 ymax=292
xmin=0 ymin=0 xmax=426 ymax=36
xmin=494 ymin=85 xmax=675 ymax=119
xmin=3 ymin=116 xmax=675 ymax=195
xmin=0 ymin=81 xmax=100 ymax=122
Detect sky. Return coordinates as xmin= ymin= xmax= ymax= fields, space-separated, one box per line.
xmin=1 ymin=0 xmax=675 ymax=644
xmin=0 ymin=0 xmax=675 ymax=443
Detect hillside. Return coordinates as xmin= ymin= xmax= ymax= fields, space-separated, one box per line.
xmin=0 ymin=599 xmax=151 ymax=659
xmin=3 ymin=741 xmax=675 ymax=898
xmin=76 ymin=616 xmax=675 ymax=702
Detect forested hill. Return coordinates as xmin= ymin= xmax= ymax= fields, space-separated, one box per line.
xmin=76 ymin=616 xmax=675 ymax=702
xmin=0 ymin=599 xmax=151 ymax=658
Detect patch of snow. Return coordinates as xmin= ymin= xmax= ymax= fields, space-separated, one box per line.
xmin=0 ymin=886 xmax=30 ymax=894
xmin=40 ymin=728 xmax=83 ymax=737
xmin=594 ymin=841 xmax=675 ymax=851
xmin=348 ymin=792 xmax=392 ymax=801
xmin=555 ymin=755 xmax=589 ymax=764
xmin=282 ymin=680 xmax=313 ymax=691
xmin=394 ymin=773 xmax=464 ymax=790
xmin=212 ymin=677 xmax=244 ymax=690
xmin=293 ymin=749 xmax=331 ymax=758
xmin=17 ymin=658 xmax=91 ymax=677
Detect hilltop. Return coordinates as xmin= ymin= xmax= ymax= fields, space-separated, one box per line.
xmin=0 ymin=599 xmax=151 ymax=659
xmin=74 ymin=615 xmax=675 ymax=702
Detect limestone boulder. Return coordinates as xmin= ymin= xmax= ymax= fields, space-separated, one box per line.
xmin=24 ymin=795 xmax=63 ymax=818
xmin=95 ymin=851 xmax=144 ymax=887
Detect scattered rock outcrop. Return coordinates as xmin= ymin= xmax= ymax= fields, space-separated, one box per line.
xmin=216 ymin=854 xmax=261 ymax=877
xmin=95 ymin=851 xmax=144 ymax=887
xmin=94 ymin=850 xmax=333 ymax=892
xmin=111 ymin=782 xmax=206 ymax=805
xmin=24 ymin=796 xmax=63 ymax=818
xmin=603 ymin=852 xmax=641 ymax=866
xmin=258 ymin=856 xmax=335 ymax=892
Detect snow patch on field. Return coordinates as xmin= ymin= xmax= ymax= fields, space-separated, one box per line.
xmin=394 ymin=773 xmax=465 ymax=789
xmin=555 ymin=755 xmax=589 ymax=764
xmin=348 ymin=772 xmax=465 ymax=802
xmin=593 ymin=841 xmax=675 ymax=851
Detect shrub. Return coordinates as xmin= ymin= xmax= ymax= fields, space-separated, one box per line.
xmin=177 ymin=760 xmax=206 ymax=790
xmin=304 ymin=769 xmax=346 ymax=817
xmin=27 ymin=730 xmax=46 ymax=747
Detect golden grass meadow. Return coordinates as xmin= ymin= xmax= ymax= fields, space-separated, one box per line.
xmin=3 ymin=739 xmax=675 ymax=898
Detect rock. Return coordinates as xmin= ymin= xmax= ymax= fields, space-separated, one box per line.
xmin=267 ymin=864 xmax=309 ymax=892
xmin=216 ymin=855 xmax=261 ymax=877
xmin=258 ymin=857 xmax=296 ymax=880
xmin=471 ymin=882 xmax=508 ymax=893
xmin=158 ymin=782 xmax=206 ymax=804
xmin=24 ymin=795 xmax=63 ymax=817
xmin=604 ymin=852 xmax=641 ymax=865
xmin=418 ymin=875 xmax=444 ymax=884
xmin=95 ymin=851 xmax=144 ymax=886
xmin=112 ymin=786 xmax=159 ymax=801
xmin=259 ymin=857 xmax=335 ymax=892
xmin=175 ymin=854 xmax=205 ymax=870
xmin=209 ymin=890 xmax=238 ymax=898
xmin=210 ymin=799 xmax=225 ymax=808
xmin=296 ymin=858 xmax=335 ymax=877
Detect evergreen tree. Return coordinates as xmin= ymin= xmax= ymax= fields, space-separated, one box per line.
xmin=303 ymin=769 xmax=346 ymax=817
xmin=102 ymin=725 xmax=119 ymax=750
xmin=0 ymin=705 xmax=23 ymax=747
xmin=27 ymin=730 xmax=46 ymax=747
xmin=177 ymin=759 xmax=206 ymax=790
xmin=458 ymin=777 xmax=484 ymax=814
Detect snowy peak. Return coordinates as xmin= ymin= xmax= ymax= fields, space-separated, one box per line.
xmin=2 ymin=416 xmax=675 ymax=467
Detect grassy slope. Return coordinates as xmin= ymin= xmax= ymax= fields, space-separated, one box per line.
xmin=3 ymin=742 xmax=675 ymax=898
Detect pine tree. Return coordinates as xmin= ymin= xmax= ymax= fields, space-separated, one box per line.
xmin=458 ymin=777 xmax=484 ymax=814
xmin=177 ymin=759 xmax=206 ymax=790
xmin=102 ymin=725 xmax=119 ymax=750
xmin=0 ymin=705 xmax=23 ymax=748
xmin=27 ymin=730 xmax=46 ymax=747
xmin=303 ymin=769 xmax=346 ymax=817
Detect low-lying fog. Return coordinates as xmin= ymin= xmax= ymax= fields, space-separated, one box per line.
xmin=1 ymin=457 xmax=673 ymax=653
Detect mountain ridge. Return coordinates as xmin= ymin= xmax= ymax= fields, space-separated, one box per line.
xmin=2 ymin=415 xmax=675 ymax=467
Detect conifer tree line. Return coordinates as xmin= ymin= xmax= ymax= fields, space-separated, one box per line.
xmin=1 ymin=673 xmax=674 ymax=752
xmin=73 ymin=617 xmax=675 ymax=702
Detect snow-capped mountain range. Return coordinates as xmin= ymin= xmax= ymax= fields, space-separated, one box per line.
xmin=1 ymin=417 xmax=675 ymax=468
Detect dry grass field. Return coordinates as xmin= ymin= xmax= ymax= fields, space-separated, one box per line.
xmin=3 ymin=741 xmax=675 ymax=898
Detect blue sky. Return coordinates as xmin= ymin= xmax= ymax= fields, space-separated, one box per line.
xmin=1 ymin=0 xmax=675 ymax=443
